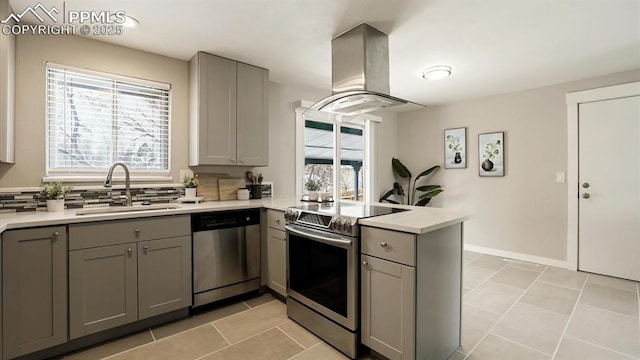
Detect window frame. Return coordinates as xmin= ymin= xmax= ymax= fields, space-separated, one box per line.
xmin=44 ymin=62 xmax=172 ymax=182
xmin=295 ymin=100 xmax=379 ymax=202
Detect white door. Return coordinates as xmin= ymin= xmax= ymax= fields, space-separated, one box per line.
xmin=578 ymin=95 xmax=640 ymax=281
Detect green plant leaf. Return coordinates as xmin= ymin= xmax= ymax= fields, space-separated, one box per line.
xmin=415 ymin=185 xmax=441 ymax=192
xmin=414 ymin=197 xmax=432 ymax=206
xmin=393 ymin=182 xmax=405 ymax=196
xmin=379 ymin=189 xmax=396 ymax=202
xmin=415 ymin=165 xmax=440 ymax=181
xmin=418 ymin=189 xmax=444 ymax=199
xmin=392 ymin=157 xmax=412 ymax=178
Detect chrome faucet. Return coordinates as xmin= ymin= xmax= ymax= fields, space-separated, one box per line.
xmin=104 ymin=162 xmax=132 ymax=206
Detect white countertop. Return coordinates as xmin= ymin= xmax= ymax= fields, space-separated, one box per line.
xmin=0 ymin=197 xmax=470 ymax=235
xmin=359 ymin=206 xmax=472 ymax=234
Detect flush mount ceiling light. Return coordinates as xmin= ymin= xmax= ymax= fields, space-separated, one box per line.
xmin=422 ymin=65 xmax=452 ymax=80
xmin=122 ymin=15 xmax=140 ymax=28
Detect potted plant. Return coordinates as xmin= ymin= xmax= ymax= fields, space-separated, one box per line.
xmin=379 ymin=158 xmax=443 ymax=206
xmin=446 ymin=134 xmax=463 ymax=164
xmin=183 ymin=174 xmax=199 ymax=198
xmin=481 ymin=139 xmax=501 ymax=171
xmin=304 ymin=178 xmax=323 ymax=201
xmin=40 ymin=182 xmax=72 ymax=212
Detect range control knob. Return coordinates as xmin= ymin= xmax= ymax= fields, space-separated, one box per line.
xmin=343 ymin=219 xmax=353 ymax=233
xmin=332 ymin=218 xmax=343 ymax=231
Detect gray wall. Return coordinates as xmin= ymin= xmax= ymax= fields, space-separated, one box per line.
xmin=0 ymin=33 xmax=398 ymax=197
xmin=397 ymin=69 xmax=640 ymax=262
xmin=0 ymin=33 xmax=189 ymax=188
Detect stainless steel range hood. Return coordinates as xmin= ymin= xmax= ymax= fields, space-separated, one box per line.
xmin=304 ymin=23 xmax=421 ymax=118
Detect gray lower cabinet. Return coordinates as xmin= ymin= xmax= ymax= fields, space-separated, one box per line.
xmin=2 ymin=226 xmax=67 ymax=360
xmin=69 ymin=243 xmax=138 ymax=339
xmin=69 ymin=215 xmax=191 ymax=340
xmin=138 ymin=236 xmax=191 ymax=319
xmin=361 ymin=254 xmax=415 ymax=360
xmin=360 ymin=225 xmax=462 ymax=360
xmin=265 ymin=210 xmax=286 ymax=297
xmin=266 ymin=227 xmax=286 ymax=296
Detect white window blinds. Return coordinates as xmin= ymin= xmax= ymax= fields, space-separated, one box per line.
xmin=46 ymin=64 xmax=170 ymax=176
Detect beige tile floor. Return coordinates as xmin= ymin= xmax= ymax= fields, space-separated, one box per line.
xmin=58 ymin=251 xmax=639 ymax=360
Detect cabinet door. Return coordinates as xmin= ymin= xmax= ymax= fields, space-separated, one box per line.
xmin=236 ymin=62 xmax=269 ymax=166
xmin=0 ymin=0 xmax=15 ymax=164
xmin=69 ymin=243 xmax=138 ymax=339
xmin=2 ymin=226 xmax=67 ymax=359
xmin=267 ymin=227 xmax=286 ymax=297
xmin=138 ymin=236 xmax=192 ymax=319
xmin=196 ymin=53 xmax=238 ymax=165
xmin=361 ymin=255 xmax=415 ymax=360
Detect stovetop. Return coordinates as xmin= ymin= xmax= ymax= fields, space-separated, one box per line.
xmin=285 ymin=202 xmax=409 ymax=237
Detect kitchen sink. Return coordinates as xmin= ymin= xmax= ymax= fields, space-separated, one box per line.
xmin=76 ymin=204 xmax=181 ymax=215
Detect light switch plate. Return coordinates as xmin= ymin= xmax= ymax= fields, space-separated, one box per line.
xmin=179 ymin=169 xmax=193 ymax=182
xmin=556 ymin=172 xmax=565 ymax=183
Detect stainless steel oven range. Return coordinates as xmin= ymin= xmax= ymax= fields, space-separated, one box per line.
xmin=284 ymin=202 xmax=408 ymax=359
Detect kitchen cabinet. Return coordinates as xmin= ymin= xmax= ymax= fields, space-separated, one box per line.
xmin=189 ymin=51 xmax=268 ymax=166
xmin=360 ymin=225 xmax=462 ymax=360
xmin=69 ymin=243 xmax=138 ymax=339
xmin=138 ymin=236 xmax=191 ymax=319
xmin=2 ymin=226 xmax=67 ymax=359
xmin=0 ymin=0 xmax=15 ymax=163
xmin=69 ymin=215 xmax=191 ymax=339
xmin=266 ymin=210 xmax=287 ymax=297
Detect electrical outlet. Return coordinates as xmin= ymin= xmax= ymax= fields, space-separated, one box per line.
xmin=556 ymin=172 xmax=565 ymax=183
xmin=179 ymin=169 xmax=193 ymax=181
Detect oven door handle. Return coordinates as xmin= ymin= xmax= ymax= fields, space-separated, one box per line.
xmin=285 ymin=225 xmax=353 ymax=248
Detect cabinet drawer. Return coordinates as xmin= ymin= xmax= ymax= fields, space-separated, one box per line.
xmin=267 ymin=210 xmax=285 ymax=231
xmin=361 ymin=226 xmax=415 ymax=266
xmin=69 ymin=215 xmax=190 ymax=250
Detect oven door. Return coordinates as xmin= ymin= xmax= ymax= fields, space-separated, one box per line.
xmin=286 ymin=224 xmax=358 ymax=331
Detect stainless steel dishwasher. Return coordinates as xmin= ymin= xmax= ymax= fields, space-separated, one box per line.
xmin=192 ymin=209 xmax=260 ymax=307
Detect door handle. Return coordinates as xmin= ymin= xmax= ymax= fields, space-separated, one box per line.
xmin=582 ymin=193 xmax=590 ymax=199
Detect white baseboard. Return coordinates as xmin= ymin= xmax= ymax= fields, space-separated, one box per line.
xmin=464 ymin=244 xmax=570 ymax=269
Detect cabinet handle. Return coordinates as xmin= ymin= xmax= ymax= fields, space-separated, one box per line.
xmin=362 ymin=260 xmax=368 ymax=266
xmin=143 ymin=245 xmax=149 ymax=253
xmin=135 ymin=229 xmax=141 ymax=235
xmin=127 ymin=248 xmax=133 ymax=255
xmin=52 ymin=231 xmax=60 ymax=240
xmin=380 ymin=242 xmax=388 ymax=248
xmin=275 ymin=219 xmax=281 ymax=224
xmin=239 ymin=159 xmax=245 ymax=164
xmin=230 ymin=159 xmax=236 ymax=163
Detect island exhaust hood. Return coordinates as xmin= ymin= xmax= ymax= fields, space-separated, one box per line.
xmin=304 ymin=23 xmax=421 ymax=118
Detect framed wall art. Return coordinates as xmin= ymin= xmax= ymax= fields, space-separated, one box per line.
xmin=478 ymin=132 xmax=505 ymax=177
xmin=444 ymin=127 xmax=466 ymax=169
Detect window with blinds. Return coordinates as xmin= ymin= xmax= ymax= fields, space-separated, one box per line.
xmin=46 ymin=63 xmax=170 ymax=176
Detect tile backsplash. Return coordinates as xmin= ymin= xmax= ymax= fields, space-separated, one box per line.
xmin=0 ymin=185 xmax=185 ymax=213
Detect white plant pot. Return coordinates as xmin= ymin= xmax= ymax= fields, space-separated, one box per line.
xmin=46 ymin=199 xmax=65 ymax=212
xmin=307 ymin=191 xmax=319 ymax=201
xmin=185 ymin=188 xmax=197 ymax=198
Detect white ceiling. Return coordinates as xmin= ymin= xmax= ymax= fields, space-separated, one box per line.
xmin=9 ymin=0 xmax=640 ymax=105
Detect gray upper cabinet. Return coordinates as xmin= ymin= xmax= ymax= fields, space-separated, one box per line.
xmin=236 ymin=62 xmax=269 ymax=166
xmin=138 ymin=236 xmax=192 ymax=319
xmin=2 ymin=226 xmax=67 ymax=360
xmin=189 ymin=52 xmax=268 ymax=166
xmin=69 ymin=215 xmax=191 ymax=339
xmin=0 ymin=0 xmax=15 ymax=164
